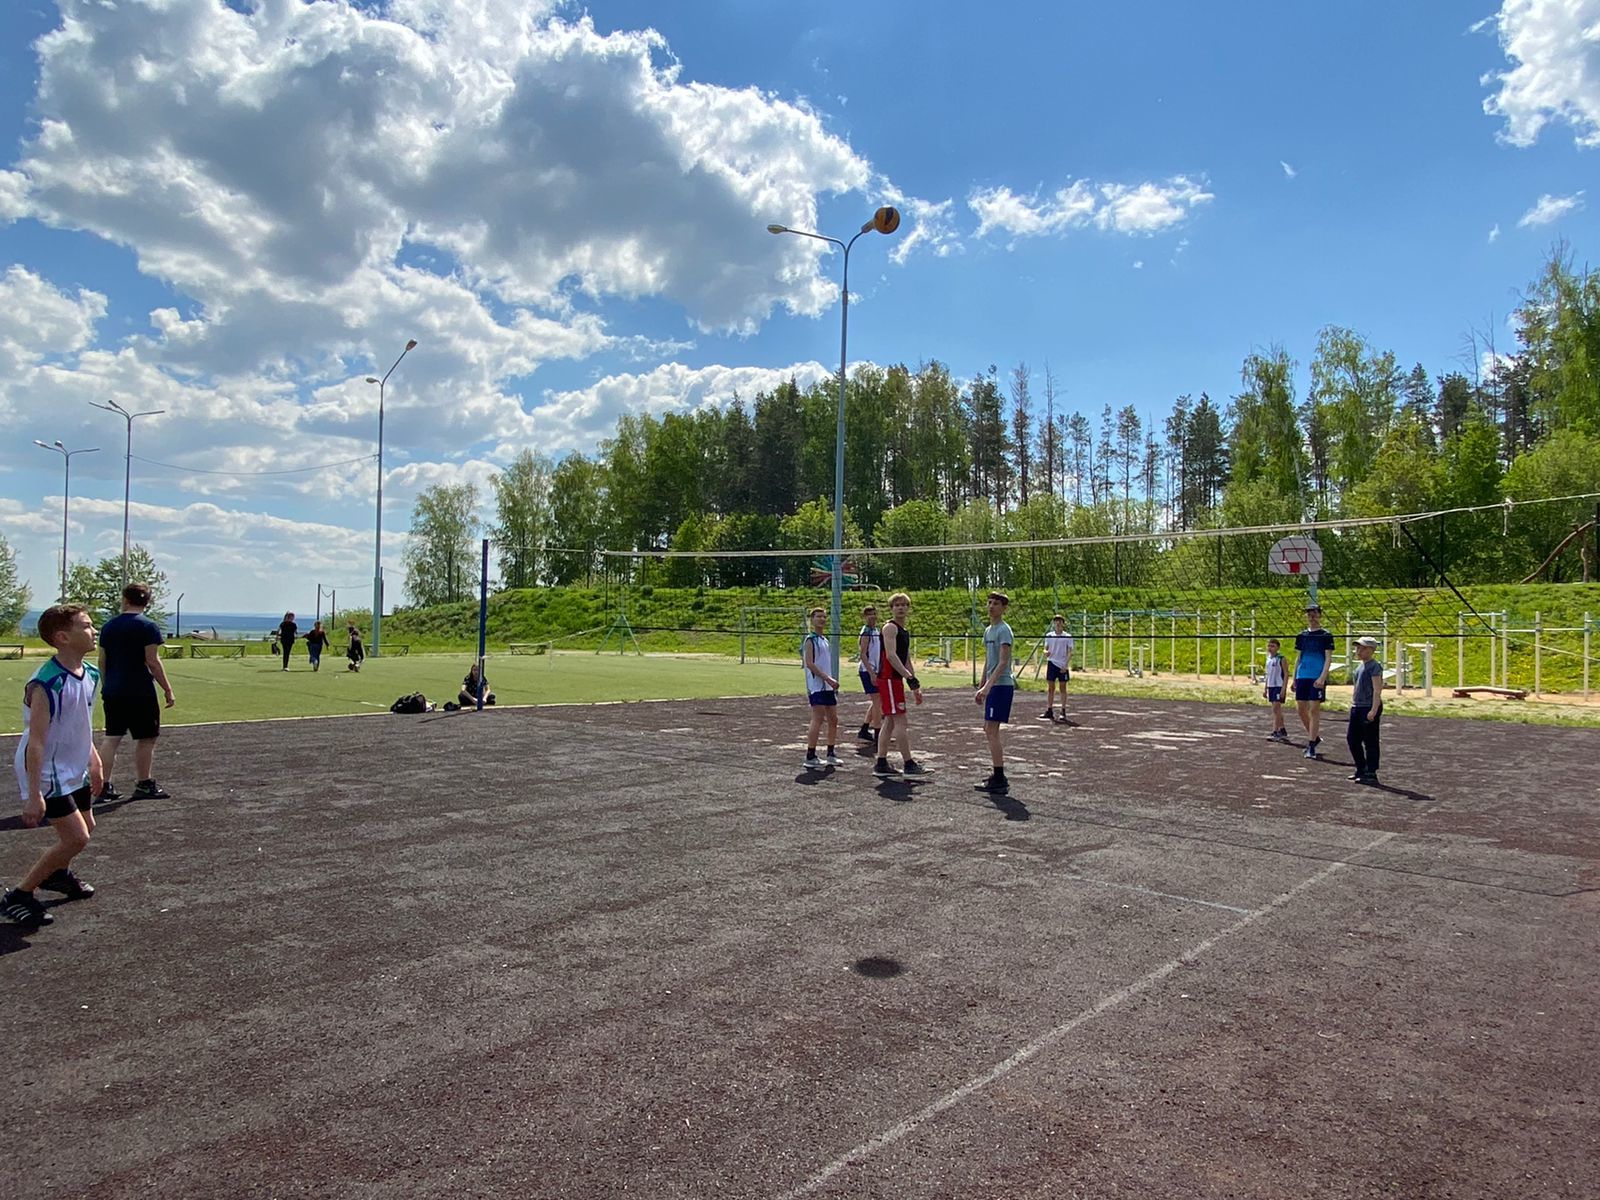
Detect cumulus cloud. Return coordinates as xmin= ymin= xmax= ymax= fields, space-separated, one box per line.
xmin=529 ymin=360 xmax=834 ymax=451
xmin=969 ymin=175 xmax=1211 ymax=242
xmin=1517 ymin=191 xmax=1585 ymax=226
xmin=1482 ymin=0 xmax=1600 ymax=147
xmin=0 ymin=171 xmax=30 ymax=221
xmin=0 ymin=267 xmax=106 ymax=380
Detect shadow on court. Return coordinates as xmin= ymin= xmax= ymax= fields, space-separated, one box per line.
xmin=1 ymin=690 xmax=1596 ymax=1198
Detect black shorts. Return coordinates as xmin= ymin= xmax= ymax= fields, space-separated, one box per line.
xmin=104 ymin=692 xmax=161 ymax=740
xmin=1292 ymin=679 xmax=1325 ymax=704
xmin=1046 ymin=662 xmax=1070 ymax=682
xmin=45 ymin=785 xmax=94 ymax=820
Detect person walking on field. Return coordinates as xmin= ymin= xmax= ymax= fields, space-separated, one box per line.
xmin=1041 ymin=613 xmax=1074 ymax=723
xmin=345 ymin=624 xmax=365 ymax=672
xmin=3 ymin=605 xmax=104 ymax=927
xmin=1346 ymin=636 xmax=1385 ymax=785
xmin=974 ymin=592 xmax=1015 ymax=794
xmin=276 ymin=612 xmax=298 ymax=671
xmin=856 ymin=603 xmax=884 ymax=746
xmin=873 ymin=592 xmax=928 ymax=779
xmin=801 ymin=607 xmax=840 ymax=770
xmin=303 ymin=620 xmax=330 ymax=672
xmin=1288 ymin=602 xmax=1334 ymax=759
xmin=97 ymin=582 xmax=175 ymax=803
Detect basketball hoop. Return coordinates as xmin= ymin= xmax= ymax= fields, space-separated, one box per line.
xmin=1268 ymin=536 xmax=1322 ymax=580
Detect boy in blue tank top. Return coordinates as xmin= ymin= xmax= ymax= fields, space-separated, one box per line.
xmin=4 ymin=605 xmax=105 ymax=927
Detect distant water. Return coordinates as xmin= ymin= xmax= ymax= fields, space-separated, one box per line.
xmin=20 ymin=610 xmax=296 ymax=640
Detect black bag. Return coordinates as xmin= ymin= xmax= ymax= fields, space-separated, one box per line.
xmin=390 ymin=692 xmax=428 ymax=715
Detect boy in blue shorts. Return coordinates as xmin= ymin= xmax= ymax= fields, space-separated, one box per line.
xmin=856 ymin=604 xmax=883 ymax=744
xmin=3 ymin=605 xmax=104 ymax=927
xmin=1263 ymin=637 xmax=1289 ymax=741
xmin=974 ymin=591 xmax=1015 ymax=793
xmin=1289 ymin=603 xmax=1335 ymax=759
xmin=802 ymin=607 xmax=840 ymax=770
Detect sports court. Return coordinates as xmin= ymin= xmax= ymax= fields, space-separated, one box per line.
xmin=2 ymin=690 xmax=1596 ymax=1199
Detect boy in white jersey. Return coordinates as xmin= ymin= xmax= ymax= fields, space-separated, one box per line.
xmin=856 ymin=604 xmax=884 ymax=744
xmin=1041 ymin=613 xmax=1074 ymax=722
xmin=3 ymin=605 xmax=105 ymax=927
xmin=801 ymin=607 xmax=840 ymax=770
xmin=1263 ymin=637 xmax=1289 ymax=741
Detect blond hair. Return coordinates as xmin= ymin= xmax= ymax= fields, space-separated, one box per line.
xmin=888 ymin=592 xmax=911 ymax=607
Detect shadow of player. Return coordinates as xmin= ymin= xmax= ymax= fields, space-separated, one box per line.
xmin=988 ymin=792 xmax=1031 ymax=821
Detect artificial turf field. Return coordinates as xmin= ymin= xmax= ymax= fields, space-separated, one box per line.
xmin=1 ymin=689 xmax=1596 ymax=1198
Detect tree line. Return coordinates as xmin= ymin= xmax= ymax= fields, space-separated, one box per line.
xmin=403 ymin=247 xmax=1600 ymax=602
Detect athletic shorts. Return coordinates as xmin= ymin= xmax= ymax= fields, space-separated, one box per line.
xmin=1293 ymin=679 xmax=1325 ymax=703
xmin=104 ymin=692 xmax=161 ymax=740
xmin=878 ymin=674 xmax=907 ymax=716
xmin=45 ymin=784 xmax=94 ymax=820
xmin=1266 ymin=686 xmax=1284 ymax=703
xmin=807 ymin=690 xmax=838 ymax=707
xmin=859 ymin=669 xmax=878 ymax=694
xmin=983 ymin=685 xmax=1014 ymax=724
xmin=1046 ymin=662 xmax=1070 ymax=683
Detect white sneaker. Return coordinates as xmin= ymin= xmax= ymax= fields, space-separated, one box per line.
xmin=824 ymin=750 xmax=841 ymax=766
xmin=803 ymin=755 xmax=823 ymax=770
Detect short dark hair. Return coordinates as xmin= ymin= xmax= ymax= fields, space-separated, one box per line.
xmin=987 ymin=591 xmax=1009 ymax=606
xmin=38 ymin=604 xmax=88 ymax=647
xmin=122 ymin=582 xmax=153 ymax=609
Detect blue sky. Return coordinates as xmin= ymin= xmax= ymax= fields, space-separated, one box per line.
xmin=0 ymin=0 xmax=1595 ymax=613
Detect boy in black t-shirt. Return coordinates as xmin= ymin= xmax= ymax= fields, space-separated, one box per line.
xmin=97 ymin=583 xmax=175 ymax=803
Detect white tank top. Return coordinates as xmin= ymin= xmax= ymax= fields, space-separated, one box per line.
xmin=802 ymin=633 xmax=835 ymax=693
xmin=13 ymin=658 xmax=99 ymax=800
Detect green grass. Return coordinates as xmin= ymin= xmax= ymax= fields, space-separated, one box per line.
xmin=3 ymin=648 xmax=1595 ymax=734
xmin=0 ymin=651 xmax=969 ymax=736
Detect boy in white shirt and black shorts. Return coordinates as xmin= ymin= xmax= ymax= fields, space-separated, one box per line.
xmin=1042 ymin=614 xmax=1074 ymax=722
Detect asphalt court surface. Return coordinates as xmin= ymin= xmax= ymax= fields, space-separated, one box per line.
xmin=2 ymin=689 xmax=1596 ymax=1198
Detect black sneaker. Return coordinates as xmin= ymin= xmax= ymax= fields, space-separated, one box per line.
xmin=902 ymin=760 xmax=929 ymax=777
xmin=1039 ymin=710 xmax=1054 ymax=721
xmin=973 ymin=774 xmax=1009 ymax=793
xmin=96 ymin=781 xmax=122 ymax=803
xmin=872 ymin=759 xmax=901 ymax=778
xmin=1 ymin=888 xmax=52 ymax=926
xmin=1347 ymin=771 xmax=1365 ymax=781
xmin=1361 ymin=774 xmax=1379 ymax=786
xmin=39 ymin=868 xmax=94 ymax=900
xmin=131 ymin=780 xmax=171 ymax=800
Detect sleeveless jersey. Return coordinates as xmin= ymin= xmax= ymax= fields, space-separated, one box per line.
xmin=14 ymin=657 xmax=100 ymax=800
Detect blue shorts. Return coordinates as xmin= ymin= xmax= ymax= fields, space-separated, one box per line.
xmin=1293 ymin=679 xmax=1325 ymax=703
xmin=1046 ymin=662 xmax=1070 ymax=682
xmin=808 ymin=690 xmax=838 ymax=707
xmin=1266 ymin=686 xmax=1284 ymax=703
xmin=858 ymin=669 xmax=877 ymax=694
xmin=983 ymin=685 xmax=1014 ymax=724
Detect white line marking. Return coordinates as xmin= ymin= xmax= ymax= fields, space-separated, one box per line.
xmin=776 ymin=828 xmax=1399 ymax=1199
xmin=1060 ymin=874 xmax=1253 ymax=914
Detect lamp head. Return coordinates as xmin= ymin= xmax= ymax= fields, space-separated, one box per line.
xmin=365 ymin=377 xmax=380 ymax=384
xmin=54 ymin=440 xmax=65 ymax=449
xmin=34 ymin=439 xmax=50 ymax=449
xmin=404 ymin=339 xmax=418 ymax=351
xmin=766 ymin=224 xmax=788 ymax=235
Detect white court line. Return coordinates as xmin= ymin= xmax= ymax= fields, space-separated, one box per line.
xmin=777 ymin=827 xmax=1400 ymax=1199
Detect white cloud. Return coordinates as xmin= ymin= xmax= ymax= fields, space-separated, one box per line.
xmin=1483 ymin=0 xmax=1600 ymax=147
xmin=1517 ymin=191 xmax=1586 ymax=226
xmin=969 ymin=175 xmax=1211 ymax=242
xmin=0 ymin=170 xmax=30 ymax=221
xmin=1488 ymin=223 xmax=1502 ymax=242
xmin=531 ymin=360 xmax=834 ymax=449
xmin=0 ymin=267 xmax=106 ymax=379
xmin=1132 ymin=260 xmax=1145 ymax=270
xmin=1280 ymin=160 xmax=1297 ymax=179
xmin=882 ymin=194 xmax=963 ymax=265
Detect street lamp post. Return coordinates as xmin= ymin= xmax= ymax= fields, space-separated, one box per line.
xmin=767 ymin=208 xmax=900 ymax=673
xmin=89 ymin=399 xmax=164 ymax=588
xmin=33 ymin=439 xmax=100 ymax=602
xmin=175 ymin=592 xmax=184 ymax=638
xmin=365 ymin=338 xmax=418 ymax=658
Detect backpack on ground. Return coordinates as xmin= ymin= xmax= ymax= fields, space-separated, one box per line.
xmin=390 ymin=692 xmax=428 ymax=714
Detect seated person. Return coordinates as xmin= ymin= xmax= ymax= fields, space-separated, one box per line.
xmin=458 ymin=662 xmax=496 ymax=706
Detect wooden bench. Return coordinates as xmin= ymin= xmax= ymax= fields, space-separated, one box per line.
xmin=158 ymin=643 xmax=187 ymax=659
xmin=1451 ymin=686 xmax=1528 ymax=700
xmin=0 ymin=643 xmax=23 ymax=661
